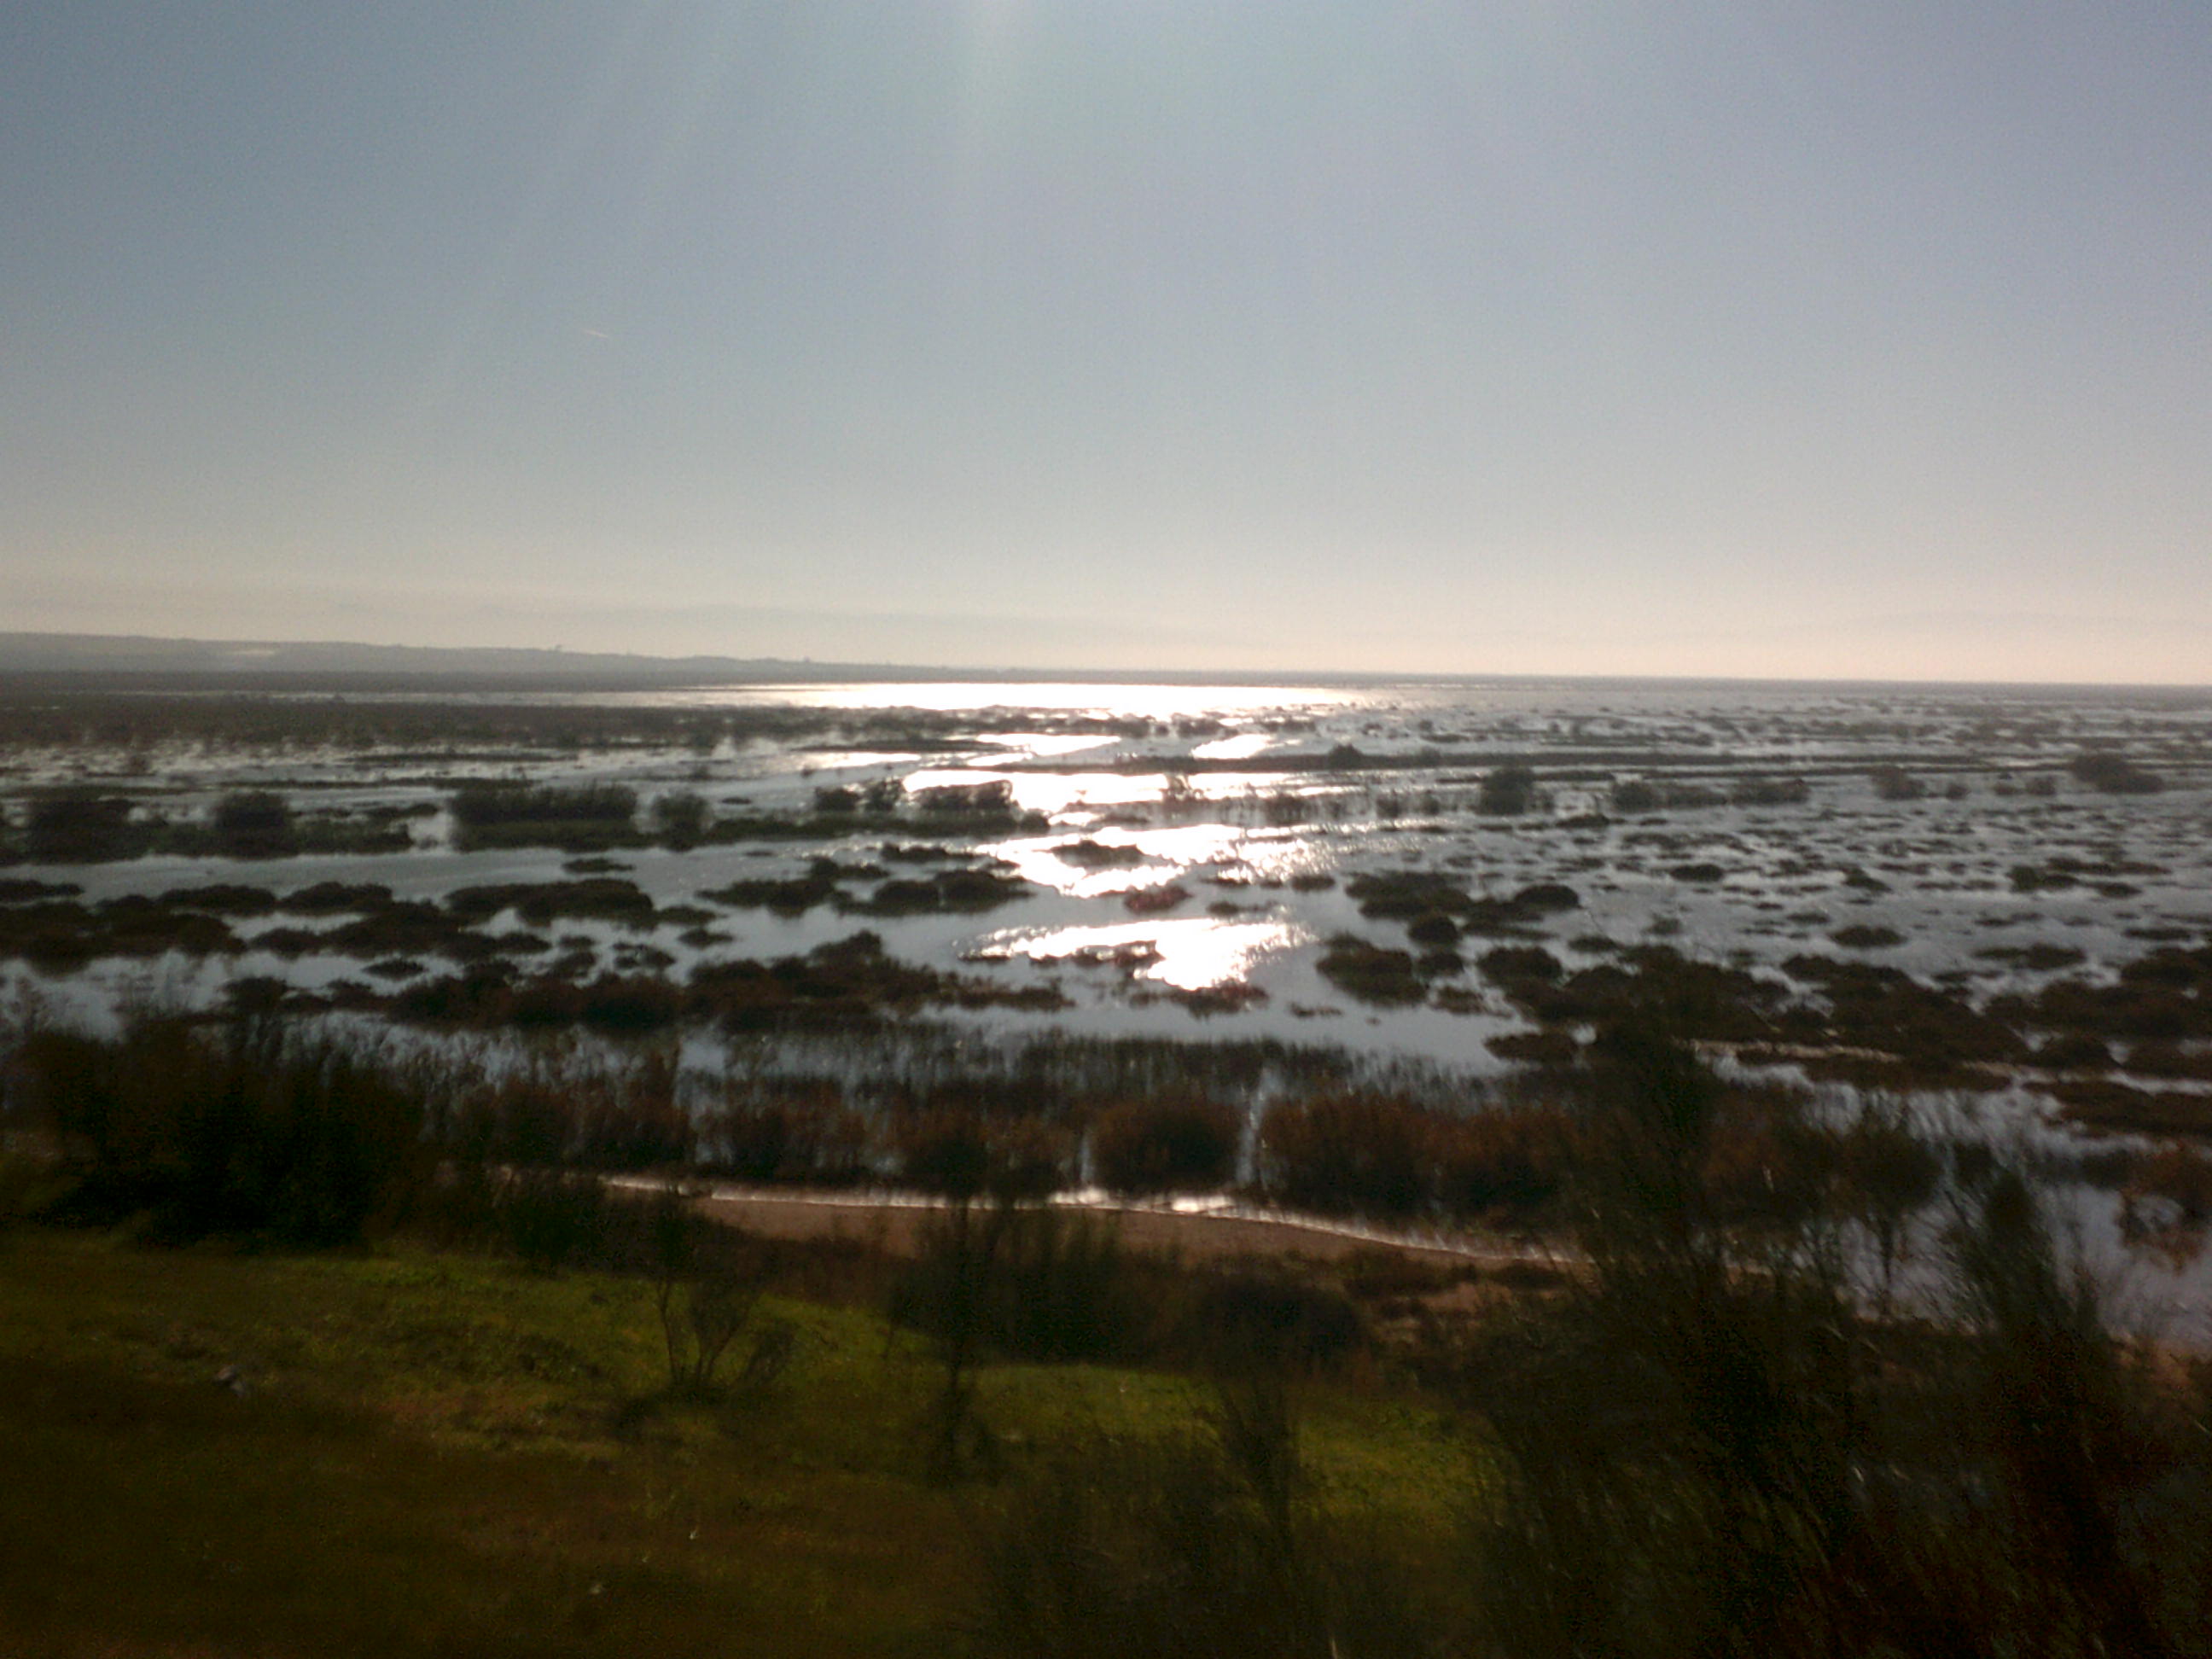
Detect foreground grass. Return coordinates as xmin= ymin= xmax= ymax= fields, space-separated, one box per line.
xmin=0 ymin=1226 xmax=1464 ymax=1658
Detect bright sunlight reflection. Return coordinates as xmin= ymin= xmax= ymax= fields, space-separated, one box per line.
xmin=967 ymin=917 xmax=1304 ymax=992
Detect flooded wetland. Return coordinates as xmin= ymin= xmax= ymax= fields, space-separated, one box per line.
xmin=8 ymin=672 xmax=2212 ymax=1318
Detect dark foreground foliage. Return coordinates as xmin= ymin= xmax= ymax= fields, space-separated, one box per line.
xmin=974 ymin=1031 xmax=2212 ymax=1658
xmin=16 ymin=1016 xmax=426 ymax=1245
xmin=1437 ymin=1030 xmax=2212 ymax=1659
xmin=9 ymin=992 xmax=2212 ymax=1657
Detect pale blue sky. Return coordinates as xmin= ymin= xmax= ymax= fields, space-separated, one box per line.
xmin=4 ymin=3 xmax=2208 ymax=679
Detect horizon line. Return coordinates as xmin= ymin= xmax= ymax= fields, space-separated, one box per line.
xmin=0 ymin=628 xmax=2207 ymax=696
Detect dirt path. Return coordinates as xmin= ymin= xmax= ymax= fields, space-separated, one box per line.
xmin=604 ymin=1178 xmax=1550 ymax=1269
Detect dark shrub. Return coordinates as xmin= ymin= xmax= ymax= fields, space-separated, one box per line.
xmin=1190 ymin=1269 xmax=1364 ymax=1374
xmin=1478 ymin=946 xmax=1564 ymax=987
xmin=1316 ymin=936 xmax=1425 ymax=1005
xmin=1090 ymin=1093 xmax=1241 ymax=1196
xmin=26 ymin=789 xmax=141 ymax=862
xmin=1405 ymin=912 xmax=1460 ymax=947
xmin=570 ymin=1062 xmax=692 ymax=1170
xmin=2069 ymin=750 xmax=2164 ymax=795
xmin=450 ymin=783 xmax=639 ymax=851
xmin=700 ymin=1083 xmax=871 ymax=1185
xmin=496 ymin=1167 xmax=609 ymax=1273
xmin=992 ymin=1208 xmax=1144 ymax=1362
xmin=212 ymin=790 xmax=297 ymax=858
xmin=651 ymin=789 xmax=711 ymax=846
xmin=1483 ymin=1029 xmax=1578 ymax=1067
xmin=914 ymin=779 xmax=1016 ymax=818
xmin=1434 ymin=1107 xmax=1569 ymax=1218
xmin=22 ymin=1017 xmax=425 ymax=1246
xmin=1479 ymin=765 xmax=1536 ymax=816
xmin=1511 ymin=882 xmax=1580 ymax=914
xmin=894 ymin=1111 xmax=1074 ymax=1202
xmin=1258 ymin=1093 xmax=1435 ymax=1220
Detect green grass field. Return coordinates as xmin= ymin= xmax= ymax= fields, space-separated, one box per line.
xmin=0 ymin=1225 xmax=1467 ymax=1657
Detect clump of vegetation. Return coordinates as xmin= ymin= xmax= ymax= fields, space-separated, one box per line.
xmin=210 ymin=789 xmax=298 ymax=856
xmin=1316 ymin=935 xmax=1426 ymax=1005
xmin=640 ymin=1186 xmax=786 ymax=1400
xmin=0 ymin=877 xmax=82 ymax=904
xmin=450 ymin=782 xmax=642 ymax=851
xmin=1346 ymin=870 xmax=1577 ymax=938
xmin=17 ymin=1015 xmax=424 ymax=1245
xmin=1612 ymin=777 xmax=1733 ymax=812
xmin=1831 ymin=923 xmax=1906 ymax=950
xmin=1731 ymin=775 xmax=1811 ymax=806
xmin=1257 ymin=1093 xmax=1437 ymax=1221
xmin=846 ymin=864 xmax=1030 ymax=916
xmin=1870 ymin=763 xmax=1928 ymax=800
xmin=388 ymin=931 xmax=1067 ymax=1035
xmin=1448 ymin=1030 xmax=2212 ymax=1659
xmin=160 ymin=882 xmax=279 ymax=916
xmin=649 ymin=788 xmax=711 ymax=847
xmin=1055 ymin=839 xmax=1148 ymax=870
xmin=1255 ymin=1091 xmax=1574 ymax=1226
xmin=1478 ymin=764 xmax=1538 ymax=816
xmin=909 ymin=779 xmax=1044 ymax=832
xmin=0 ymin=894 xmax=243 ymax=972
xmin=22 ymin=788 xmax=143 ymax=862
xmin=446 ymin=876 xmax=661 ymax=928
xmin=1346 ymin=870 xmax=1470 ymax=920
xmin=1088 ymin=1092 xmax=1243 ymax=1196
xmin=281 ymin=880 xmax=394 ymax=913
xmin=2069 ymin=749 xmax=2165 ymax=795
xmin=1477 ymin=945 xmax=1565 ymax=989
xmin=696 ymin=1082 xmax=871 ymax=1185
xmin=702 ymin=861 xmax=847 ymax=915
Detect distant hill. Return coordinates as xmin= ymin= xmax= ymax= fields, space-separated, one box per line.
xmin=0 ymin=632 xmax=947 ymax=688
xmin=0 ymin=632 xmax=1406 ymax=690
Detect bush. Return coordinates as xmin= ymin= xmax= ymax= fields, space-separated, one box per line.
xmin=699 ymin=1083 xmax=871 ymax=1185
xmin=1190 ymin=1269 xmax=1364 ymax=1375
xmin=211 ymin=790 xmax=297 ymax=857
xmin=893 ymin=1111 xmax=1073 ymax=1202
xmin=650 ymin=789 xmax=710 ymax=846
xmin=637 ymin=1187 xmax=780 ymax=1398
xmin=2069 ymin=750 xmax=2164 ymax=795
xmin=21 ymin=1018 xmax=427 ymax=1246
xmin=495 ymin=1167 xmax=609 ymax=1273
xmin=1257 ymin=1093 xmax=1435 ymax=1221
xmin=890 ymin=1205 xmax=1146 ymax=1365
xmin=1433 ymin=1108 xmax=1569 ymax=1218
xmin=1089 ymin=1093 xmax=1241 ymax=1196
xmin=26 ymin=789 xmax=142 ymax=862
xmin=1454 ymin=1035 xmax=2212 ymax=1659
xmin=449 ymin=783 xmax=639 ymax=850
xmin=1479 ymin=765 xmax=1537 ymax=817
xmin=1315 ymin=937 xmax=1425 ymax=1006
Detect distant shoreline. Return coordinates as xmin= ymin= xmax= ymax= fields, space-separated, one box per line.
xmin=3 ymin=631 xmax=2206 ymax=696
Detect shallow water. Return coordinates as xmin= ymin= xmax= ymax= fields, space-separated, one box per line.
xmin=10 ymin=674 xmax=2210 ymax=1330
xmin=9 ymin=676 xmax=2209 ymax=1060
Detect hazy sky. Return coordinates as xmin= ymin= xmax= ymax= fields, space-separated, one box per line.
xmin=4 ymin=3 xmax=2209 ymax=680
